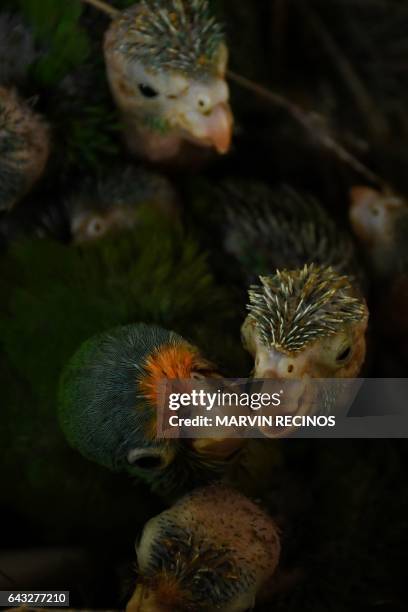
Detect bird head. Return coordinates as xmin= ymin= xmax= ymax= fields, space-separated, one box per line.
xmin=127 ymin=484 xmax=280 ymax=612
xmin=242 ymin=265 xmax=368 ymax=380
xmin=0 ymin=86 xmax=49 ymax=211
xmin=58 ymin=324 xmax=236 ymax=494
xmin=67 ymin=166 xmax=178 ymax=243
xmin=349 ymin=186 xmax=405 ymax=249
xmin=104 ymin=1 xmax=232 ymax=161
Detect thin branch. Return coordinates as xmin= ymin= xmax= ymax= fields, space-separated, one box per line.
xmin=227 ymin=70 xmax=385 ymax=187
xmin=81 ymin=0 xmax=119 ymax=18
xmin=299 ymin=3 xmax=388 ymax=140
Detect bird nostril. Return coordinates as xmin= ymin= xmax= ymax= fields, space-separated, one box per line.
xmin=197 ymin=95 xmax=211 ymax=113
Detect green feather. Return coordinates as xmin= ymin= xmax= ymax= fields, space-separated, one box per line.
xmin=0 ymin=209 xmax=232 ymax=535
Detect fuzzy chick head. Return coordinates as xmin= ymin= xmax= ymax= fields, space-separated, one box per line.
xmin=104 ymin=1 xmax=232 ymax=161
xmin=349 ymin=186 xmax=408 ymax=279
xmin=58 ymin=323 xmax=220 ymax=492
xmin=349 ymin=187 xmax=406 ymax=248
xmin=242 ymin=265 xmax=368 ymax=379
xmin=127 ymin=484 xmax=281 ymax=612
xmin=0 ymin=87 xmax=49 ymax=211
xmin=66 ymin=166 xmax=178 ymax=243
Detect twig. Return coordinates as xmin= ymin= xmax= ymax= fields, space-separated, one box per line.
xmin=299 ymin=3 xmax=388 ymax=140
xmin=80 ymin=0 xmax=385 ymax=187
xmin=81 ymin=0 xmax=120 ymax=18
xmin=227 ymin=70 xmax=384 ymax=186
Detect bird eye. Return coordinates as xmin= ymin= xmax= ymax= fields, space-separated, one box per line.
xmin=371 ymin=206 xmax=380 ymax=217
xmin=138 ymin=83 xmax=159 ymax=98
xmin=127 ymin=449 xmax=166 ymax=471
xmin=87 ymin=217 xmax=106 ymax=237
xmin=336 ymin=345 xmax=352 ymax=363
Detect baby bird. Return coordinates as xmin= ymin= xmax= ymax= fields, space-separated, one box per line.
xmin=127 ymin=484 xmax=281 ymax=612
xmin=350 ymin=186 xmax=408 ymax=368
xmin=104 ymin=0 xmax=233 ymax=162
xmin=349 ymin=186 xmax=408 ymax=283
xmin=66 ymin=166 xmax=179 ymax=243
xmin=0 ymin=86 xmax=50 ymax=212
xmin=0 ymin=13 xmax=49 ymax=212
xmin=59 ymin=324 xmax=238 ymax=496
xmin=223 ymin=184 xmax=369 ymax=379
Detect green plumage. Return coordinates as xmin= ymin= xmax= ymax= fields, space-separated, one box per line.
xmin=0 ymin=209 xmax=234 ymax=537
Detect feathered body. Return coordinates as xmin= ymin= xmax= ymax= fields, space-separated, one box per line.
xmin=104 ymin=0 xmax=232 ymax=162
xmin=128 ymin=484 xmax=281 ymax=612
xmin=0 ymin=87 xmax=50 ymax=211
xmin=224 ymin=184 xmax=359 ymax=283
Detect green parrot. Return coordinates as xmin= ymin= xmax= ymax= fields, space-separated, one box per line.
xmin=0 ymin=205 xmax=242 ymax=547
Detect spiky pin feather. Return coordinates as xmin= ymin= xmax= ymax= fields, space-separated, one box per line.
xmin=221 ymin=183 xmax=369 ymax=379
xmin=128 ymin=484 xmax=281 ymax=612
xmin=104 ymin=0 xmax=233 ymax=161
xmin=0 ymin=87 xmax=50 ymax=212
xmin=247 ymin=265 xmax=366 ymax=355
xmin=115 ymin=0 xmax=224 ymax=75
xmin=224 ymin=183 xmax=359 ymax=283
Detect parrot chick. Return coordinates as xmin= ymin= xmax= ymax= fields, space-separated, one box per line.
xmin=59 ymin=324 xmax=241 ymax=496
xmin=0 ymin=87 xmax=50 ymax=212
xmin=222 ymin=184 xmax=369 ymax=379
xmin=66 ymin=166 xmax=179 ymax=243
xmin=104 ymin=0 xmax=233 ymax=163
xmin=243 ymin=264 xmax=368 ymax=380
xmin=349 ymin=186 xmax=408 ymax=282
xmin=350 ymin=186 xmax=408 ymax=361
xmin=127 ymin=484 xmax=281 ymax=612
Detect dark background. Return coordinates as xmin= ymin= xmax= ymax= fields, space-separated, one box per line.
xmin=1 ymin=1 xmax=407 ymax=610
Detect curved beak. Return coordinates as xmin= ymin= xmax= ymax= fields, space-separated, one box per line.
xmin=203 ymin=102 xmax=233 ymax=154
xmin=192 ymin=436 xmax=244 ymax=460
xmin=184 ymin=102 xmax=233 ymax=154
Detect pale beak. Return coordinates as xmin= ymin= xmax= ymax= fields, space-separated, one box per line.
xmin=184 ymin=102 xmax=233 ymax=154
xmin=203 ymin=102 xmax=233 ymax=154
xmin=192 ymin=436 xmax=244 ymax=460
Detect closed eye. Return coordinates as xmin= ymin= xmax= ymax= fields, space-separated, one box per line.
xmin=336 ymin=346 xmax=352 ymax=363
